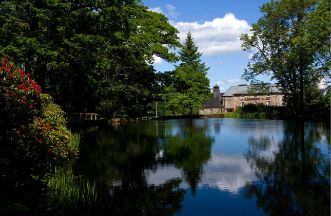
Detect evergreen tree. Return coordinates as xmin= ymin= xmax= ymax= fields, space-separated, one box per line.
xmin=162 ymin=33 xmax=210 ymax=115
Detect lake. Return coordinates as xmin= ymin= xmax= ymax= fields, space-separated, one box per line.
xmin=50 ymin=118 xmax=330 ymax=215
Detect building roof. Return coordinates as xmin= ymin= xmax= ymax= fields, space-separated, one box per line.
xmin=223 ymin=84 xmax=282 ymax=96
xmin=203 ymin=97 xmax=223 ymax=108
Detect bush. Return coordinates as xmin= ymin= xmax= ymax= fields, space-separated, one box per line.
xmin=236 ymin=104 xmax=281 ymax=119
xmin=0 ymin=58 xmax=78 ymax=186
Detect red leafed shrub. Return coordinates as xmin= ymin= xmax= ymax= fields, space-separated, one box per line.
xmin=0 ymin=58 xmax=78 ymax=185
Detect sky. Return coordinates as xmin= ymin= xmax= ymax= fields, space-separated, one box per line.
xmin=142 ymin=0 xmax=270 ymax=92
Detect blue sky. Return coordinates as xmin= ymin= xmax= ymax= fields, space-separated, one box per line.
xmin=142 ymin=0 xmax=270 ymax=92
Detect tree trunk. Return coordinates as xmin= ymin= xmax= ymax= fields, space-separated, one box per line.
xmin=299 ymin=65 xmax=304 ymax=118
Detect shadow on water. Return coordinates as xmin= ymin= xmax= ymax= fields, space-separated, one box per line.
xmin=244 ymin=121 xmax=330 ymax=216
xmin=46 ymin=119 xmax=213 ymax=215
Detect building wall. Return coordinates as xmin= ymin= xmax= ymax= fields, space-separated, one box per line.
xmin=199 ymin=108 xmax=223 ymax=115
xmin=224 ymin=94 xmax=283 ymax=112
xmin=224 ymin=97 xmax=235 ymax=112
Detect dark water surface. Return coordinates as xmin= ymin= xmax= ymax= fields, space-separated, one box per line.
xmin=55 ymin=118 xmax=329 ymax=216
xmin=4 ymin=118 xmax=328 ymax=215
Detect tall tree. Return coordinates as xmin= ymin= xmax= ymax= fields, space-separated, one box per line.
xmin=95 ymin=4 xmax=180 ymax=117
xmin=240 ymin=0 xmax=330 ymax=116
xmin=0 ymin=0 xmax=180 ymax=116
xmin=162 ymin=32 xmax=210 ymax=115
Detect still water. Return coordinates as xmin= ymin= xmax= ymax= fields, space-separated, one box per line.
xmin=52 ymin=118 xmax=330 ymax=216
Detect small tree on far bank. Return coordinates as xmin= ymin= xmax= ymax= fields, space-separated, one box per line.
xmin=163 ymin=32 xmax=210 ymax=115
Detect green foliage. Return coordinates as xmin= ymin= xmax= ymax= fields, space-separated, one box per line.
xmin=0 ymin=0 xmax=180 ymax=116
xmin=304 ymin=83 xmax=330 ymax=119
xmin=159 ymin=33 xmax=210 ymax=115
xmin=0 ymin=59 xmax=78 ymax=188
xmin=39 ymin=94 xmax=79 ymax=162
xmin=47 ymin=167 xmax=97 ymax=210
xmin=246 ymin=81 xmax=272 ymax=95
xmin=240 ymin=0 xmax=330 ymax=116
xmin=223 ymin=112 xmax=240 ymax=118
xmin=235 ymin=104 xmax=281 ymax=119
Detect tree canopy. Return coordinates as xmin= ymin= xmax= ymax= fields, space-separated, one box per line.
xmin=0 ymin=0 xmax=180 ymax=117
xmin=240 ymin=0 xmax=330 ymax=116
xmin=160 ymin=33 xmax=210 ymax=115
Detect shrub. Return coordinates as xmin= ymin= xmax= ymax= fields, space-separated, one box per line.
xmin=236 ymin=103 xmax=281 ymax=119
xmin=0 ymin=58 xmax=78 ymax=186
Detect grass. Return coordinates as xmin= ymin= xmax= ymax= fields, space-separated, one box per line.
xmin=222 ymin=112 xmax=240 ymax=118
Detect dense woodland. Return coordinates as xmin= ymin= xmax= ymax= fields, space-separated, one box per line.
xmin=0 ymin=0 xmax=210 ymax=118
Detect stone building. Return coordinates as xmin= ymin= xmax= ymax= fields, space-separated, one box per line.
xmin=199 ymin=85 xmax=224 ymax=115
xmin=223 ymin=84 xmax=283 ymax=112
xmin=199 ymin=84 xmax=284 ymax=114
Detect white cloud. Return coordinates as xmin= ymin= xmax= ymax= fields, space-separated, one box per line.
xmin=149 ymin=4 xmax=179 ymax=19
xmin=227 ymin=79 xmax=241 ymax=84
xmin=165 ymin=4 xmax=179 ymax=19
xmin=216 ymin=79 xmax=241 ymax=86
xmin=153 ymin=55 xmax=163 ymax=65
xmin=216 ymin=80 xmax=225 ymax=85
xmin=174 ymin=13 xmax=251 ymax=56
xmin=149 ymin=7 xmax=163 ymax=14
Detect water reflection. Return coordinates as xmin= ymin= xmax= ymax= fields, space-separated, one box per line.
xmin=2 ymin=119 xmax=330 ymax=216
xmin=51 ymin=119 xmax=213 ymax=215
xmin=245 ymin=121 xmax=330 ymax=216
xmin=200 ymin=154 xmax=255 ymax=194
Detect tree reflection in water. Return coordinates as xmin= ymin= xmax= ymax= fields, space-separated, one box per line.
xmin=245 ymin=121 xmax=330 ymax=216
xmin=48 ymin=119 xmax=212 ymax=215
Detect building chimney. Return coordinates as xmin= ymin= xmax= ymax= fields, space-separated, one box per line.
xmin=213 ymin=85 xmax=220 ymax=98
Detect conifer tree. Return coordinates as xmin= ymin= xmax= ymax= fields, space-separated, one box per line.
xmin=165 ymin=32 xmax=210 ymax=115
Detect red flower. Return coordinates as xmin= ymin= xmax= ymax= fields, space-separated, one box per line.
xmin=0 ymin=58 xmax=8 ymax=72
xmin=5 ymin=63 xmax=13 ymax=73
xmin=18 ymin=83 xmax=31 ymax=92
xmin=38 ymin=138 xmax=43 ymax=144
xmin=31 ymin=82 xmax=42 ymax=93
xmin=19 ymin=70 xmax=25 ymax=79
xmin=29 ymin=104 xmax=33 ymax=109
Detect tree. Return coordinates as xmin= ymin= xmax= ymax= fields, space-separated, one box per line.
xmin=240 ymin=0 xmax=330 ymax=116
xmin=0 ymin=0 xmax=180 ymax=116
xmin=162 ymin=33 xmax=210 ymax=115
xmin=95 ymin=3 xmax=180 ymax=117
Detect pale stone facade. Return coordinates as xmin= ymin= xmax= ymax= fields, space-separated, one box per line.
xmin=224 ymin=94 xmax=283 ymax=112
xmin=222 ymin=84 xmax=284 ymax=112
xmin=200 ymin=84 xmax=284 ymax=114
xmin=199 ymin=108 xmax=223 ymax=115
